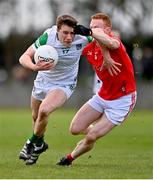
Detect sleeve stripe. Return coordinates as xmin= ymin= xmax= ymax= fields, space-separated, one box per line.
xmin=34 ymin=32 xmax=48 ymax=49
xmin=87 ymin=36 xmax=93 ymax=43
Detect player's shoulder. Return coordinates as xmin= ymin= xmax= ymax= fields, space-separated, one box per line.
xmin=43 ymin=25 xmax=57 ymax=35
xmin=33 ymin=26 xmax=57 ymax=49
xmin=84 ymin=40 xmax=95 ymax=49
xmin=74 ymin=34 xmax=93 ymax=44
xmin=82 ymin=41 xmax=95 ymax=55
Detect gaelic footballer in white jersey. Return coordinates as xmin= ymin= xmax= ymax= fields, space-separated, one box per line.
xmin=18 ymin=14 xmax=94 ymax=166
xmin=32 ymin=26 xmax=92 ymax=88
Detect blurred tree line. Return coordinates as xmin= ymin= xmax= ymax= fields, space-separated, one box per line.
xmin=0 ymin=0 xmax=153 ymax=84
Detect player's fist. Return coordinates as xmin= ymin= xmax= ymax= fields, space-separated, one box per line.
xmin=74 ymin=25 xmax=92 ymax=36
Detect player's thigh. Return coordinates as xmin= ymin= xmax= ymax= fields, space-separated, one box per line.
xmin=70 ymin=103 xmax=102 ymax=134
xmin=89 ymin=113 xmax=116 ymax=139
xmin=39 ymin=89 xmax=67 ymax=114
xmin=31 ymin=96 xmax=42 ymax=119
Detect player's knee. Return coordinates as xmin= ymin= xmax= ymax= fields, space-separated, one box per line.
xmin=38 ymin=107 xmax=50 ymax=118
xmin=86 ymin=132 xmax=97 ymax=144
xmin=70 ymin=125 xmax=81 ymax=135
xmin=32 ymin=112 xmax=38 ymax=121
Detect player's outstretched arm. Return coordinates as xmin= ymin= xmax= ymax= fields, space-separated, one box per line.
xmin=92 ymin=28 xmax=120 ymax=49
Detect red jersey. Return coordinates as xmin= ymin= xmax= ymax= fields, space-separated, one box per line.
xmin=82 ymin=40 xmax=136 ymax=100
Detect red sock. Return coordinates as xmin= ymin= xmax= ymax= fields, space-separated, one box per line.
xmin=67 ymin=154 xmax=74 ymax=161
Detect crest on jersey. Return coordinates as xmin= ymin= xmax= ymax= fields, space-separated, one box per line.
xmin=76 ymin=44 xmax=82 ymax=50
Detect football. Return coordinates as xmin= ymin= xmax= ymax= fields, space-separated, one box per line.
xmin=34 ymin=45 xmax=58 ymax=67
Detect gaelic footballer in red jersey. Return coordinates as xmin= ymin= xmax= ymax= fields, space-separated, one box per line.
xmin=57 ymin=13 xmax=137 ymax=166
xmin=82 ymin=37 xmax=136 ymax=100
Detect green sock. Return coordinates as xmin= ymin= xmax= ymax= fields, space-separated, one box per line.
xmin=29 ymin=133 xmax=38 ymax=144
xmin=36 ymin=136 xmax=44 ymax=147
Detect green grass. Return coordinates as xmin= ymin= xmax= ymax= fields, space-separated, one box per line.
xmin=0 ymin=108 xmax=153 ymax=179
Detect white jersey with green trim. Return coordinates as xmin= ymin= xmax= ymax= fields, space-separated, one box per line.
xmin=32 ymin=25 xmax=91 ymax=85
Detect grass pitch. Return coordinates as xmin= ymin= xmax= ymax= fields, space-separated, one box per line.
xmin=0 ymin=108 xmax=153 ymax=179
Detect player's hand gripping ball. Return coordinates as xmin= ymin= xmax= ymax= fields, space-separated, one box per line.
xmin=34 ymin=45 xmax=58 ymax=67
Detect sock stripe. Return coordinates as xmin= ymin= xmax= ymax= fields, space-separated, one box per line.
xmin=67 ymin=154 xmax=74 ymax=161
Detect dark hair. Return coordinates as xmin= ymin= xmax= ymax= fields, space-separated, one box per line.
xmin=56 ymin=15 xmax=78 ymax=30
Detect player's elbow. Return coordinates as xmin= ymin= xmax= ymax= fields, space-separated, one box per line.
xmin=19 ymin=53 xmax=29 ymax=66
xmin=19 ymin=55 xmax=24 ymax=65
xmin=109 ymin=40 xmax=120 ymax=49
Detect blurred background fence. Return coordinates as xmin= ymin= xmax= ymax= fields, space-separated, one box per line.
xmin=0 ymin=0 xmax=153 ymax=109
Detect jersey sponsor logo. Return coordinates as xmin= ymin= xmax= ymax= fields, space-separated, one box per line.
xmin=76 ymin=44 xmax=82 ymax=50
xmin=94 ymin=52 xmax=98 ymax=60
xmin=62 ymin=48 xmax=69 ymax=54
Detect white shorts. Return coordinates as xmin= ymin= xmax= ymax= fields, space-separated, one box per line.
xmin=31 ymin=76 xmax=76 ymax=101
xmin=87 ymin=92 xmax=137 ymax=125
